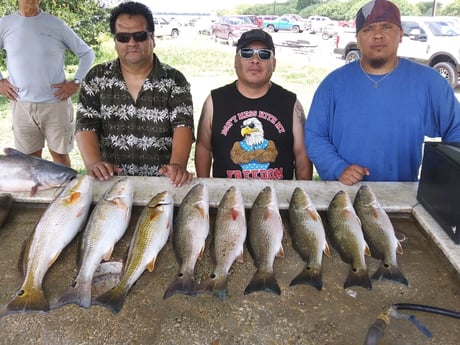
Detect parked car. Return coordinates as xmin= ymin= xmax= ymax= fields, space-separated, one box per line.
xmin=242 ymin=15 xmax=263 ymax=29
xmin=153 ymin=17 xmax=179 ymax=39
xmin=211 ymin=15 xmax=259 ymax=46
xmin=263 ymin=15 xmax=308 ymax=33
xmin=285 ymin=13 xmax=311 ymax=31
xmin=333 ymin=16 xmax=460 ymax=88
xmin=308 ymin=15 xmax=332 ymax=34
xmin=321 ymin=21 xmax=339 ymax=40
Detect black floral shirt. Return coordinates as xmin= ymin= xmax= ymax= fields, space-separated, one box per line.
xmin=76 ymin=54 xmax=194 ymax=176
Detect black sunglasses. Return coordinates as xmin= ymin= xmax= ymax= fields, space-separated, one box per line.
xmin=114 ymin=31 xmax=152 ymax=43
xmin=238 ymin=48 xmax=273 ymax=60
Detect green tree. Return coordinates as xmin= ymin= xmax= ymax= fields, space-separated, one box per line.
xmin=441 ymin=0 xmax=460 ymax=16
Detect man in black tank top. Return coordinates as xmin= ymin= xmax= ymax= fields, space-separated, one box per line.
xmin=195 ymin=29 xmax=312 ymax=180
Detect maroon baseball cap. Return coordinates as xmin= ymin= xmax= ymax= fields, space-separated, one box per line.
xmin=355 ymin=0 xmax=402 ymax=33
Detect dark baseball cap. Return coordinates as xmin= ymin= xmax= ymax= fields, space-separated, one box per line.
xmin=356 ymin=0 xmax=402 ymax=33
xmin=236 ymin=29 xmax=275 ymax=53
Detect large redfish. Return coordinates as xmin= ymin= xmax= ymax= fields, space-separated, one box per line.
xmin=0 ymin=175 xmax=93 ymax=317
xmin=327 ymin=190 xmax=372 ymax=290
xmin=354 ymin=185 xmax=408 ymax=286
xmin=195 ymin=186 xmax=246 ymax=301
xmin=244 ymin=185 xmax=284 ymax=296
xmin=163 ymin=183 xmax=209 ymax=299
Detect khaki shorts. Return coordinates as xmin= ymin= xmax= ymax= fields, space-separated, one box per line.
xmin=12 ymin=99 xmax=75 ymax=154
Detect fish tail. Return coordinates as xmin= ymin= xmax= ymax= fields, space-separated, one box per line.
xmin=53 ymin=280 xmax=92 ymax=309
xmin=163 ymin=272 xmax=196 ymax=300
xmin=94 ymin=284 xmax=129 ymax=314
xmin=344 ymin=268 xmax=372 ymax=290
xmin=244 ymin=270 xmax=281 ymax=296
xmin=372 ymin=263 xmax=409 ymax=286
xmin=6 ymin=286 xmax=49 ymax=312
xmin=195 ymin=275 xmax=228 ymax=301
xmin=289 ymin=266 xmax=323 ymax=291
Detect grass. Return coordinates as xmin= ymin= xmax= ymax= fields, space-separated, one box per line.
xmin=0 ymin=31 xmax=331 ymax=175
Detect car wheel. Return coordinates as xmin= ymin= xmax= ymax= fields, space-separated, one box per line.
xmin=266 ymin=25 xmax=275 ymax=33
xmin=345 ymin=50 xmax=361 ymax=63
xmin=292 ymin=26 xmax=300 ymax=33
xmin=171 ymin=29 xmax=179 ymax=39
xmin=322 ymin=32 xmax=330 ymax=40
xmin=433 ymin=61 xmax=458 ymax=88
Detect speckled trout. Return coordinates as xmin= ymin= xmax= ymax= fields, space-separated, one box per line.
xmin=1 ymin=175 xmax=93 ymax=316
xmin=163 ymin=183 xmax=209 ymax=299
xmin=327 ymin=190 xmax=372 ymax=290
xmin=95 ymin=191 xmax=174 ymax=313
xmin=55 ymin=177 xmax=133 ymax=309
xmin=288 ymin=187 xmax=330 ymax=291
xmin=244 ymin=185 xmax=284 ymax=296
xmin=354 ymin=185 xmax=408 ymax=286
xmin=195 ymin=186 xmax=247 ymax=301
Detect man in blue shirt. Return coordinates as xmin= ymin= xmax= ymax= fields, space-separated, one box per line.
xmin=305 ymin=0 xmax=460 ymax=185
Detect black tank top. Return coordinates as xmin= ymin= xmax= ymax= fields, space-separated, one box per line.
xmin=211 ymin=81 xmax=295 ymax=179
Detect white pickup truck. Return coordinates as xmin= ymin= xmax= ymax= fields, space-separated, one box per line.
xmin=153 ymin=17 xmax=179 ymax=39
xmin=333 ymin=16 xmax=460 ymax=88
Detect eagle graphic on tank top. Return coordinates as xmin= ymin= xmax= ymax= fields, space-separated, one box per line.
xmin=230 ymin=117 xmax=278 ymax=170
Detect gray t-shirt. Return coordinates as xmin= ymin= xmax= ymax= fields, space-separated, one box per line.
xmin=0 ymin=10 xmax=94 ymax=103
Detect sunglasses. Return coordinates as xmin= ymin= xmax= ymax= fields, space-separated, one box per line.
xmin=238 ymin=48 xmax=273 ymax=60
xmin=114 ymin=31 xmax=152 ymax=43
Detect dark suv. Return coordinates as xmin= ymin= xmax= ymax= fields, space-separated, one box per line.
xmin=212 ymin=15 xmax=259 ymax=46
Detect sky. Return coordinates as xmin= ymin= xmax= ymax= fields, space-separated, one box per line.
xmin=136 ymin=0 xmax=283 ymax=14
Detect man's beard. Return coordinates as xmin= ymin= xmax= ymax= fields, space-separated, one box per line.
xmin=368 ymin=58 xmax=387 ymax=69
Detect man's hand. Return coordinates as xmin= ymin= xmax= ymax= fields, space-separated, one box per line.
xmin=86 ymin=160 xmax=123 ymax=181
xmin=0 ymin=78 xmax=19 ymax=101
xmin=339 ymin=164 xmax=370 ymax=185
xmin=159 ymin=163 xmax=193 ymax=187
xmin=52 ymin=80 xmax=80 ymax=101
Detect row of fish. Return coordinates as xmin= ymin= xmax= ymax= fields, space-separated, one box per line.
xmin=0 ymin=177 xmax=407 ymax=317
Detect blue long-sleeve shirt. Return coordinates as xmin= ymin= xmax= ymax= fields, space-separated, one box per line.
xmin=305 ymin=58 xmax=460 ymax=182
xmin=0 ymin=10 xmax=95 ymax=103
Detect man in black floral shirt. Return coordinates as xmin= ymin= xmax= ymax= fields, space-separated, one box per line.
xmin=76 ymin=1 xmax=194 ymax=187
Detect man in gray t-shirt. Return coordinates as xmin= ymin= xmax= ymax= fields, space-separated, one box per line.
xmin=0 ymin=0 xmax=94 ymax=167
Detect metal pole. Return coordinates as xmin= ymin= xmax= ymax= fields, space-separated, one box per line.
xmin=273 ymin=0 xmax=277 ymax=15
xmin=432 ymin=0 xmax=437 ymax=16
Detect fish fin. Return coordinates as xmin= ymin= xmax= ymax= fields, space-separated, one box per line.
xmin=6 ymin=286 xmax=49 ymax=312
xmin=66 ymin=192 xmax=81 ymax=205
xmin=195 ymin=274 xmax=228 ymax=301
xmin=396 ymin=241 xmax=404 ymax=255
xmin=149 ymin=208 xmax=162 ymax=221
xmin=52 ymin=279 xmax=92 ymax=309
xmin=324 ymin=242 xmax=331 ymax=257
xmin=276 ymin=245 xmax=285 ymax=258
xmin=290 ymin=266 xmax=323 ymax=291
xmin=18 ymin=239 xmax=30 ymax=276
xmin=344 ymin=268 xmax=372 ymax=290
xmin=48 ymin=249 xmax=63 ymax=268
xmin=163 ymin=272 xmax=196 ymax=299
xmin=102 ymin=246 xmax=114 ymax=261
xmin=146 ymin=257 xmax=156 ymax=272
xmin=244 ymin=270 xmax=281 ymax=296
xmin=231 ymin=207 xmax=241 ymax=221
xmin=235 ymin=249 xmax=244 ymax=263
xmin=306 ymin=209 xmax=319 ymax=222
xmin=93 ymin=284 xmax=128 ymax=314
xmin=372 ymin=263 xmax=409 ymax=286
xmin=30 ymin=184 xmax=39 ymax=197
xmin=364 ymin=244 xmax=371 ymax=257
xmin=4 ymin=147 xmax=23 ymax=155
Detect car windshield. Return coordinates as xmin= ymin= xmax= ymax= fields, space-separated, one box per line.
xmin=234 ymin=16 xmax=253 ymax=24
xmin=425 ymin=20 xmax=460 ymax=36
